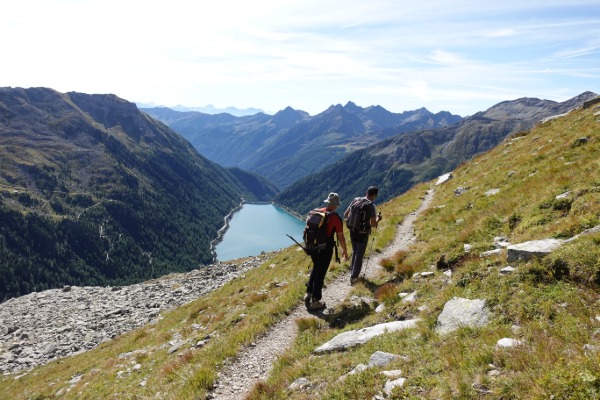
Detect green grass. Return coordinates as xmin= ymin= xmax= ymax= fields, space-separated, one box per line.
xmin=243 ymin=106 xmax=600 ymax=399
xmin=1 ymin=106 xmax=599 ymax=399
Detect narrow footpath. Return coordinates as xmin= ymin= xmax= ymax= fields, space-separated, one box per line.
xmin=210 ymin=189 xmax=435 ymax=399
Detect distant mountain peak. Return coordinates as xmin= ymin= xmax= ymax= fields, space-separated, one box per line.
xmin=344 ymin=101 xmax=361 ymax=112
xmin=135 ymin=102 xmax=264 ymax=117
xmin=275 ymin=106 xmax=297 ymax=115
xmin=271 ymin=106 xmax=309 ymax=128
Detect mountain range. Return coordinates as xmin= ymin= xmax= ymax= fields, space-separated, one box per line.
xmin=274 ymin=92 xmax=599 ymax=213
xmin=1 ymin=87 xmax=596 ymax=301
xmin=135 ymin=102 xmax=264 ymax=117
xmin=142 ymin=103 xmax=462 ymax=189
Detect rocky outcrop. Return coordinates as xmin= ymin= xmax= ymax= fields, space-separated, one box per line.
xmin=0 ymin=255 xmax=269 ymax=374
xmin=435 ymin=297 xmax=490 ymax=335
xmin=314 ymin=319 xmax=420 ymax=353
xmin=506 ymin=239 xmax=565 ymax=262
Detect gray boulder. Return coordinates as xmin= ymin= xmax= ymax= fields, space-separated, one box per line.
xmin=436 ymin=297 xmax=489 ymax=335
xmin=314 ymin=320 xmax=420 ymax=353
xmin=368 ymin=351 xmax=400 ymax=367
xmin=506 ymin=239 xmax=564 ymax=262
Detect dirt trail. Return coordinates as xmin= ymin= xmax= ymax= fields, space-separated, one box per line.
xmin=210 ymin=189 xmax=434 ymax=399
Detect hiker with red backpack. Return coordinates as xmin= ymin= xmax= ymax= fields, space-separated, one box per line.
xmin=344 ymin=186 xmax=382 ymax=285
xmin=303 ymin=192 xmax=349 ymax=310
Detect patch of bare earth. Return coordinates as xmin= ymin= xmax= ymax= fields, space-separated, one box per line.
xmin=209 ymin=189 xmax=434 ymax=399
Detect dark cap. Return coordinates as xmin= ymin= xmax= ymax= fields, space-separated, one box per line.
xmin=367 ymin=186 xmax=379 ymax=196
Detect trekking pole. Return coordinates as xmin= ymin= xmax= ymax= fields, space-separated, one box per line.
xmin=362 ymin=212 xmax=381 ymax=277
xmin=286 ymin=234 xmax=309 ymax=255
xmin=362 ymin=236 xmax=375 ymax=277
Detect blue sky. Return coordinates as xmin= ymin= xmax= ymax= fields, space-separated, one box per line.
xmin=1 ymin=0 xmax=599 ymax=116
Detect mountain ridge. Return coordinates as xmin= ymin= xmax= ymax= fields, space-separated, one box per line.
xmin=275 ymin=91 xmax=598 ymax=214
xmin=142 ymin=103 xmax=462 ymax=189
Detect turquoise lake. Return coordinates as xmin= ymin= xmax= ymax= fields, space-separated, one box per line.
xmin=215 ymin=203 xmax=306 ymax=261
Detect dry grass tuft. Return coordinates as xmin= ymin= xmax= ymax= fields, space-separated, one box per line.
xmin=244 ymin=291 xmax=269 ymax=307
xmin=375 ymin=283 xmax=398 ymax=304
xmin=379 ymin=257 xmax=395 ymax=271
xmin=295 ymin=317 xmax=323 ymax=332
xmin=160 ymin=349 xmax=195 ymax=378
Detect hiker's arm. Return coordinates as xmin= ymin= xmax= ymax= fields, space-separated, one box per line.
xmin=336 ymin=230 xmax=349 ymax=260
xmin=371 ymin=207 xmax=381 ymax=228
xmin=343 ymin=206 xmax=350 ymax=220
xmin=370 ymin=215 xmax=380 ymax=229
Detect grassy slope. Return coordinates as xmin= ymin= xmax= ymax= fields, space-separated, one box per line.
xmin=1 ymin=105 xmax=599 ymax=399
xmin=246 ymin=103 xmax=600 ymax=399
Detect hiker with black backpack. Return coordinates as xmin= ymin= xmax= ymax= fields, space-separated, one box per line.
xmin=344 ymin=186 xmax=382 ymax=285
xmin=303 ymin=192 xmax=349 ymax=310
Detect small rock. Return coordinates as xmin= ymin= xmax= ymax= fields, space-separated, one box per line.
xmin=583 ymin=344 xmax=598 ymax=354
xmin=454 ymin=187 xmax=469 ymax=195
xmin=401 ymin=292 xmax=417 ymax=303
xmin=349 ymin=363 xmax=368 ymax=375
xmin=572 ymin=137 xmax=589 ymax=147
xmin=44 ymin=343 xmax=58 ymax=355
xmin=368 ymin=351 xmax=400 ymax=368
xmin=496 ymin=338 xmax=523 ymax=348
xmin=289 ymin=377 xmax=311 ymax=390
xmin=381 ymin=369 xmax=403 ymax=379
xmin=436 ymin=172 xmax=452 ymax=186
xmin=384 ymin=377 xmax=406 ymax=395
xmin=480 ymin=249 xmax=503 ymax=258
xmin=499 ymin=266 xmax=516 ymax=275
xmin=375 ymin=304 xmax=385 ymax=313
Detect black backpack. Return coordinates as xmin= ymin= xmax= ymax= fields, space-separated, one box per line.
xmin=303 ymin=209 xmax=335 ymax=254
xmin=346 ymin=197 xmax=372 ymax=234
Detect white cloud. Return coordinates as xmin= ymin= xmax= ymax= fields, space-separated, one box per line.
xmin=1 ymin=0 xmax=599 ymax=115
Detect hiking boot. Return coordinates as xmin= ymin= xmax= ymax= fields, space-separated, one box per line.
xmin=309 ymin=300 xmax=326 ymax=310
xmin=350 ymin=277 xmax=359 ymax=285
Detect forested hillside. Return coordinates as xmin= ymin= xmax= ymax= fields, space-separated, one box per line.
xmin=0 ymin=87 xmax=277 ymax=301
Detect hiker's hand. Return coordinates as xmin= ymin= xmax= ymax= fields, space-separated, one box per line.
xmin=377 ymin=212 xmax=382 ymax=222
xmin=342 ymin=250 xmax=349 ymax=261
